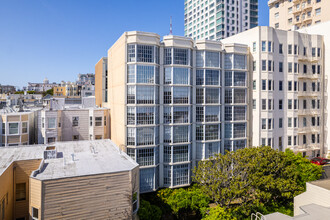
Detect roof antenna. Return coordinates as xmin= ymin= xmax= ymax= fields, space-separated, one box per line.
xmin=170 ymin=16 xmax=173 ymax=35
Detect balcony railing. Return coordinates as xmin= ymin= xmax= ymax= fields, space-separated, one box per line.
xmin=291 ymin=144 xmax=320 ymax=151
xmin=298 ymin=109 xmax=321 ymax=116
xmin=298 ymin=91 xmax=320 ymax=97
xmin=297 ymin=73 xmax=321 ymax=80
xmin=298 ymin=127 xmax=320 ymax=134
xmin=298 ymin=56 xmax=320 ymax=63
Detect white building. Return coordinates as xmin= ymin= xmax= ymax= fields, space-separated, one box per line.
xmin=184 ymin=0 xmax=258 ymax=40
xmin=27 ymin=78 xmax=59 ymax=92
xmin=223 ymin=26 xmax=324 ymax=158
xmin=102 ymin=31 xmax=249 ymax=192
xmin=299 ymin=21 xmax=330 ymax=157
xmin=37 ymin=97 xmax=109 ymax=144
xmin=76 ymin=73 xmax=95 ymax=85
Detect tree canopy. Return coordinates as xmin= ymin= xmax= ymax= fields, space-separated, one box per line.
xmin=193 ymin=147 xmax=322 ymax=218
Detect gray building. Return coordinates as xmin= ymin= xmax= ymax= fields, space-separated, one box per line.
xmin=184 ymin=0 xmax=258 ymax=40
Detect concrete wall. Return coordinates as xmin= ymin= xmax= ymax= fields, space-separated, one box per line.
xmin=95 ymin=58 xmax=104 ymax=107
xmin=108 ymin=33 xmax=128 ymax=148
xmin=300 ymin=21 xmax=330 ymax=157
xmin=294 ymin=180 xmax=330 ymax=216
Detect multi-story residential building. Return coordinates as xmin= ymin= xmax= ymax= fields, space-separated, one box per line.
xmin=0 ymin=94 xmax=43 ymax=107
xmin=269 ymin=0 xmax=330 ymax=31
xmin=54 ymin=84 xmax=95 ymax=97
xmin=76 ymin=73 xmax=95 ymax=85
xmin=64 ymin=82 xmax=81 ymax=97
xmin=53 ymin=86 xmax=66 ymax=97
xmin=223 ymin=26 xmax=325 ymax=158
xmin=0 ymin=84 xmax=16 ymax=94
xmin=0 ymin=140 xmax=139 ymax=220
xmin=27 ymin=78 xmax=59 ymax=92
xmin=102 ymin=31 xmax=248 ymax=192
xmin=81 ymin=84 xmax=95 ymax=97
xmin=1 ymin=108 xmax=37 ymax=146
xmin=184 ymin=0 xmax=258 ymax=40
xmin=299 ymin=21 xmax=330 ymax=157
xmin=37 ymin=106 xmax=110 ymax=144
xmin=95 ymin=57 xmax=108 ymax=107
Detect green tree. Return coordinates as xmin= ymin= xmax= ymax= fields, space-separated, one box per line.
xmin=202 ymin=206 xmax=236 ymax=220
xmin=157 ymin=185 xmax=210 ymax=218
xmin=42 ymin=89 xmax=53 ymax=96
xmin=193 ymin=146 xmax=322 ymax=217
xmin=138 ymin=199 xmax=162 ymax=220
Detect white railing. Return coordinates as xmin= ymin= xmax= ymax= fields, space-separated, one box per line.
xmin=251 ymin=212 xmax=266 ymax=220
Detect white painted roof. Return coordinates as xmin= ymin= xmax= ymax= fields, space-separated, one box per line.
xmin=0 ymin=139 xmax=138 ymax=180
xmin=265 ymin=204 xmax=330 ymax=219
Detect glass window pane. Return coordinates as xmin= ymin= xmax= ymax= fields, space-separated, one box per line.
xmin=173 ymin=87 xmax=189 ymax=104
xmin=234 ymin=54 xmax=246 ymax=69
xmin=137 ymin=65 xmax=154 ymax=84
xmin=173 ymin=126 xmax=189 ymax=143
xmin=205 ymin=70 xmax=220 ymax=85
xmin=233 ymin=72 xmax=246 ymax=86
xmin=137 ymin=45 xmax=154 ymax=63
xmin=173 ymin=48 xmax=189 ymax=65
xmin=205 ymin=51 xmax=220 ymax=67
xmin=205 ymin=88 xmax=219 ymax=104
xmin=173 ymin=68 xmax=189 ymax=85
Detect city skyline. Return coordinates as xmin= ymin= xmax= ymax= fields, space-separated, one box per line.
xmin=0 ymin=0 xmax=270 ymax=88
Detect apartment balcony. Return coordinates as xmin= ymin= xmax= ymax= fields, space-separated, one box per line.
xmin=293 ymin=9 xmax=302 ymax=15
xmin=297 ymin=91 xmax=320 ymax=97
xmin=298 ymin=127 xmax=320 ymax=134
xmin=298 ymin=109 xmax=321 ymax=116
xmin=302 ymin=5 xmax=312 ymax=12
xmin=297 ymin=73 xmax=320 ymax=80
xmin=298 ymin=56 xmax=320 ymax=63
xmin=291 ymin=144 xmax=320 ymax=151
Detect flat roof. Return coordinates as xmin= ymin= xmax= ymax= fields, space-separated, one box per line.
xmin=0 ymin=145 xmax=45 ymax=175
xmin=0 ymin=139 xmax=138 ymax=181
xmin=265 ymin=204 xmax=330 ymax=219
xmin=310 ymin=178 xmax=330 ymax=191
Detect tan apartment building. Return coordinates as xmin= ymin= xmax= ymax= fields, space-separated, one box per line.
xmin=1 ymin=109 xmax=37 ymax=147
xmin=269 ymin=0 xmax=330 ymax=31
xmin=0 ymin=139 xmax=139 ymax=220
xmin=53 ymin=86 xmax=66 ymax=97
xmin=95 ymin=57 xmax=108 ymax=107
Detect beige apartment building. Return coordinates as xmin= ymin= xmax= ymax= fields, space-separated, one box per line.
xmin=101 ymin=31 xmax=249 ymax=192
xmin=269 ymin=0 xmax=330 ymax=31
xmin=0 ymin=140 xmax=139 ymax=220
xmin=1 ymin=109 xmax=37 ymax=147
xmin=95 ymin=57 xmax=108 ymax=107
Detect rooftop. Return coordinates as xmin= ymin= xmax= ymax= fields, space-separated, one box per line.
xmin=265 ymin=204 xmax=330 ymax=219
xmin=310 ymin=178 xmax=330 ymax=191
xmin=0 ymin=139 xmax=138 ymax=180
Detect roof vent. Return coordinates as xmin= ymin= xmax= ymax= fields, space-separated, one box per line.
xmin=44 ymin=146 xmax=57 ymax=159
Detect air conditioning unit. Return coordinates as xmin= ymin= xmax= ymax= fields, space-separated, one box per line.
xmin=44 ymin=146 xmax=57 ymax=159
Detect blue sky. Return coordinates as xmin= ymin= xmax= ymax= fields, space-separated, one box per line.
xmin=0 ymin=0 xmax=269 ymax=88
